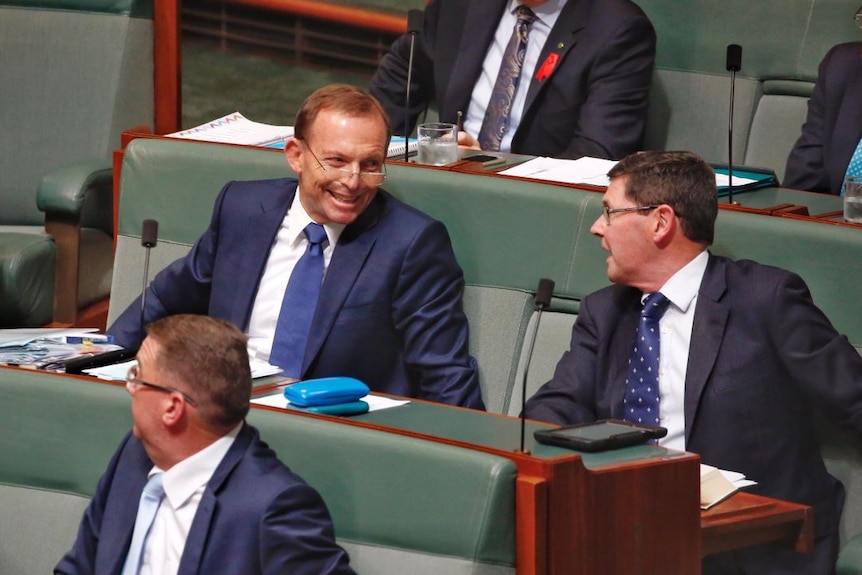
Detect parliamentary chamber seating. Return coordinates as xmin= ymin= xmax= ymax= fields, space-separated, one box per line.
xmin=636 ymin=0 xmax=862 ymax=182
xmin=0 ymin=0 xmax=154 ymax=328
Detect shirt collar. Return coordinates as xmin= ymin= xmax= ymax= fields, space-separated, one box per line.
xmin=508 ymin=0 xmax=565 ymax=24
xmin=655 ymin=250 xmax=709 ymax=313
xmin=153 ymin=422 xmax=243 ymax=509
xmin=286 ymin=192 xmax=345 ymax=249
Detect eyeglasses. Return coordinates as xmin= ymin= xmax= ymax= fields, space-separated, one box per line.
xmin=126 ymin=364 xmax=197 ymax=406
xmin=302 ymin=142 xmax=386 ymax=187
xmin=856 ymin=4 xmax=862 ymax=28
xmin=602 ymin=204 xmax=662 ymax=225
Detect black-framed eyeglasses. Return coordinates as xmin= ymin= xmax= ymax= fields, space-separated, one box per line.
xmin=126 ymin=365 xmax=197 ymax=406
xmin=602 ymin=204 xmax=662 ymax=225
xmin=301 ymin=141 xmax=387 ymax=187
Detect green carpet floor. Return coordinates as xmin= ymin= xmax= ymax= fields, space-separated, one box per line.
xmin=182 ymin=40 xmax=375 ymax=129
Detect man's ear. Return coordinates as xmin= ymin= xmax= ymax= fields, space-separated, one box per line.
xmin=652 ymin=204 xmax=676 ymax=245
xmin=285 ymin=137 xmax=303 ymax=174
xmin=161 ymin=394 xmax=187 ymax=428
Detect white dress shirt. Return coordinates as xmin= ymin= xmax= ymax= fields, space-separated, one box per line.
xmin=463 ymin=0 xmax=565 ymax=152
xmin=653 ymin=250 xmax=709 ymax=452
xmin=139 ymin=423 xmax=242 ymax=575
xmin=246 ymin=192 xmax=344 ymax=362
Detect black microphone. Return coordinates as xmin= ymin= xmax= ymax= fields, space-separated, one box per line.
xmin=517 ymin=278 xmax=555 ymax=454
xmin=65 ymin=220 xmax=159 ymax=375
xmin=726 ymin=44 xmax=742 ymax=205
xmin=403 ymin=9 xmax=423 ymax=162
xmin=140 ymin=219 xmax=159 ymax=329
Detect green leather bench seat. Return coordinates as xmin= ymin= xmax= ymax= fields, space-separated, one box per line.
xmin=0 ymin=0 xmax=153 ymax=325
xmin=635 ymin=0 xmax=862 ymax=180
xmin=0 ymin=368 xmax=516 ymax=574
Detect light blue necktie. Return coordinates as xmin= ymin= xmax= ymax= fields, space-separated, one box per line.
xmin=121 ymin=472 xmax=164 ymax=575
xmin=841 ymin=136 xmax=862 ymax=196
xmin=477 ymin=5 xmax=537 ymax=151
xmin=269 ymin=223 xmax=328 ymax=378
xmin=623 ymin=293 xmax=671 ymax=426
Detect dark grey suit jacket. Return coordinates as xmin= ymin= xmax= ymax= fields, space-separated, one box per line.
xmin=526 ymin=254 xmax=862 ymax=573
xmin=784 ymin=42 xmax=862 ymax=195
xmin=369 ymin=0 xmax=656 ymax=160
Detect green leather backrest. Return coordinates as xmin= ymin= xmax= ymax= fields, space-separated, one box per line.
xmin=0 ymin=0 xmax=153 ymax=225
xmin=0 ymin=368 xmax=517 ymax=567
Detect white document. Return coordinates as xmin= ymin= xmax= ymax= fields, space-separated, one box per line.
xmin=166 ymin=112 xmax=294 ymax=147
xmin=715 ymin=173 xmax=757 ymax=187
xmin=251 ymin=392 xmax=409 ymax=413
xmin=499 ymin=156 xmax=618 ymax=186
xmin=0 ymin=327 xmax=99 ymax=348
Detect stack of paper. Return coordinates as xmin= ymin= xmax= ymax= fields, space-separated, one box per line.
xmin=166 ymin=112 xmax=294 ymax=147
xmin=700 ymin=464 xmax=757 ymax=509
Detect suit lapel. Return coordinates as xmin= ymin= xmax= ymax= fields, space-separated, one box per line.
xmin=231 ymin=183 xmax=296 ymax=329
xmin=523 ymin=0 xmax=586 ymax=112
xmin=442 ymin=0 xmax=508 ymax=119
xmin=683 ymin=255 xmax=729 ymax=443
xmin=177 ymin=425 xmax=254 ymax=575
xmin=608 ymin=289 xmax=643 ymax=419
xmin=301 ymin=192 xmax=383 ymax=375
xmin=834 ymin=63 xmax=862 ymax=174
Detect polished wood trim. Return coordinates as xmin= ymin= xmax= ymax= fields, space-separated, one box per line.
xmin=154 ymin=0 xmax=182 ymax=134
xmin=216 ymin=0 xmax=409 ymax=34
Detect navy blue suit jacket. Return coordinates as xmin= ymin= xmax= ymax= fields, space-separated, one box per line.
xmin=526 ymin=255 xmax=862 ymax=572
xmin=369 ymin=0 xmax=656 ymax=160
xmin=55 ymin=424 xmax=354 ymax=575
xmin=109 ymin=179 xmax=483 ymax=409
xmin=784 ymin=42 xmax=862 ymax=195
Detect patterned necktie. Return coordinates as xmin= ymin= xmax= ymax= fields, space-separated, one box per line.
xmin=841 ymin=136 xmax=862 ymax=196
xmin=623 ymin=292 xmax=671 ymax=426
xmin=477 ymin=5 xmax=538 ymax=151
xmin=269 ymin=223 xmax=328 ymax=378
xmin=121 ymin=473 xmax=165 ymax=575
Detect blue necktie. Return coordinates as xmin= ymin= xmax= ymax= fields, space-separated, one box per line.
xmin=121 ymin=473 xmax=164 ymax=575
xmin=841 ymin=136 xmax=862 ymax=196
xmin=269 ymin=223 xmax=328 ymax=378
xmin=477 ymin=5 xmax=537 ymax=151
xmin=623 ymin=292 xmax=671 ymax=426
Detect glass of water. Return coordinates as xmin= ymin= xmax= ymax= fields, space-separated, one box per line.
xmin=844 ymin=176 xmax=862 ymax=224
xmin=417 ymin=123 xmax=458 ymax=166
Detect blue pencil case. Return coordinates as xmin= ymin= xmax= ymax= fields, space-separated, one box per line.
xmin=287 ymin=400 xmax=370 ymax=416
xmin=283 ymin=377 xmax=369 ymax=407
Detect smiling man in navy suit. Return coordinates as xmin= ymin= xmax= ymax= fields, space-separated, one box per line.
xmin=108 ymin=84 xmax=484 ymax=410
xmin=57 ymin=315 xmax=354 ymax=575
xmin=370 ymin=0 xmax=656 ymax=160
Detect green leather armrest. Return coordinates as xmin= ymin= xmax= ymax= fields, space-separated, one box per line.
xmin=36 ymin=159 xmax=113 ymax=234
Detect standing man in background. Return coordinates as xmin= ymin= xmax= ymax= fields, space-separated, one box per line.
xmin=57 ymin=314 xmax=355 ymax=574
xmin=525 ymin=150 xmax=862 ymax=574
xmin=108 ymin=84 xmax=484 ymax=410
xmin=369 ymin=0 xmax=656 ymax=160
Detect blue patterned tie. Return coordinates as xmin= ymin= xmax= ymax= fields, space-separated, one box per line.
xmin=623 ymin=292 xmax=671 ymax=426
xmin=477 ymin=5 xmax=537 ymax=151
xmin=269 ymin=223 xmax=327 ymax=378
xmin=841 ymin=136 xmax=862 ymax=196
xmin=121 ymin=473 xmax=164 ymax=575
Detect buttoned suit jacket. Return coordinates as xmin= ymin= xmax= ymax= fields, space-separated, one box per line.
xmin=525 ymin=254 xmax=862 ymax=572
xmin=369 ymin=0 xmax=656 ymax=160
xmin=55 ymin=424 xmax=354 ymax=575
xmin=108 ymin=179 xmax=483 ymax=409
xmin=784 ymin=42 xmax=862 ymax=195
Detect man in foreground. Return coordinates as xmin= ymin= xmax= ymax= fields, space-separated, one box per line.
xmin=56 ymin=314 xmax=354 ymax=574
xmin=525 ymin=150 xmax=862 ymax=573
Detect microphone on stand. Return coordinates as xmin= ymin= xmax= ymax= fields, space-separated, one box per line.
xmin=64 ymin=219 xmax=159 ymax=374
xmin=516 ymin=278 xmax=555 ymax=454
xmin=403 ymin=9 xmax=423 ymax=162
xmin=140 ymin=219 xmax=159 ymax=330
xmin=726 ymin=44 xmax=742 ymax=205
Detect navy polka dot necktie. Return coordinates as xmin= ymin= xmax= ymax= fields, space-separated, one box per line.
xmin=623 ymin=292 xmax=671 ymax=426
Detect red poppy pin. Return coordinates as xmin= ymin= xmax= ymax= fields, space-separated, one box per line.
xmin=535 ymin=53 xmax=559 ymax=83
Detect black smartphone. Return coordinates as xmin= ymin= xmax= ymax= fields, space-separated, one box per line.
xmin=534 ymin=419 xmax=667 ymax=452
xmin=462 ymin=153 xmax=506 ymax=167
